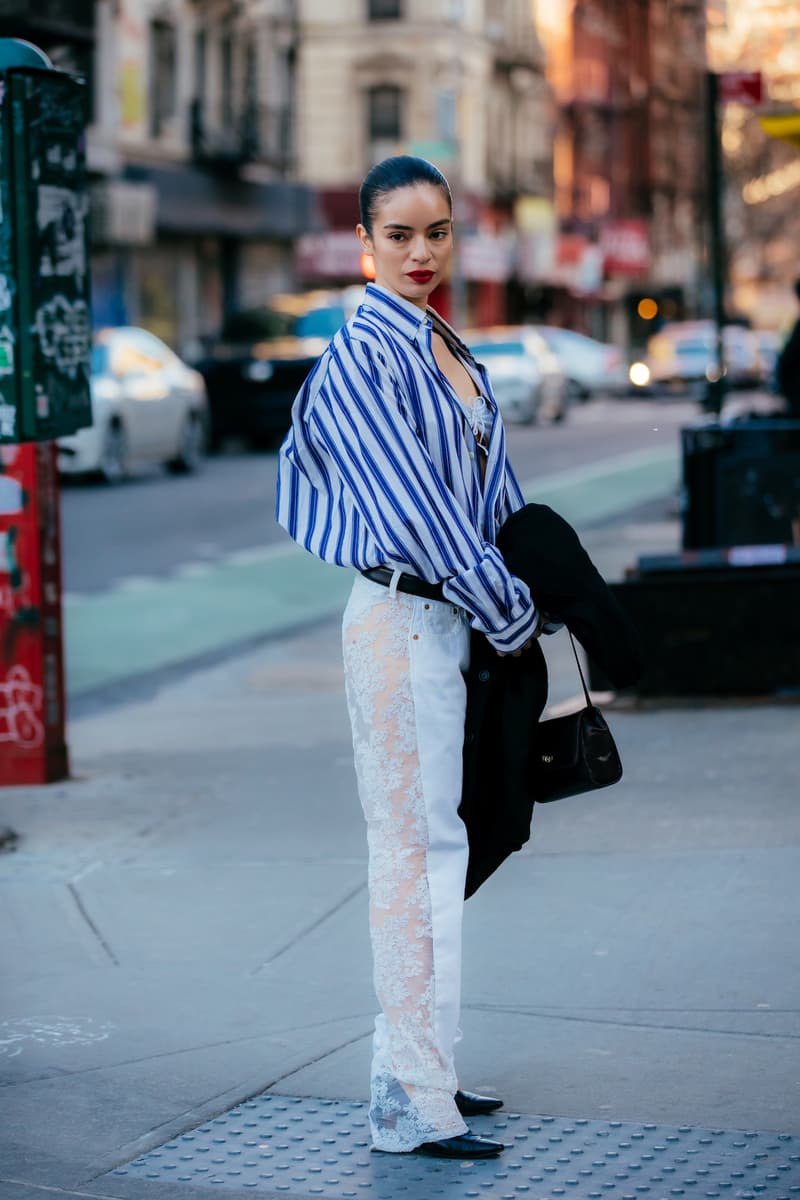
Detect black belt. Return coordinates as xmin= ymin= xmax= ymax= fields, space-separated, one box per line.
xmin=360 ymin=566 xmax=446 ymax=603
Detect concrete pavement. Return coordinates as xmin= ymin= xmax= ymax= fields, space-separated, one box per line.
xmin=1 ymin=498 xmax=799 ymax=1200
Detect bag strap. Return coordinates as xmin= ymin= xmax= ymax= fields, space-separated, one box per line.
xmin=568 ymin=631 xmax=592 ymax=707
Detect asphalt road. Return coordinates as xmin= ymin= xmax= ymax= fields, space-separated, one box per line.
xmin=60 ymin=397 xmax=696 ymax=596
xmin=57 ymin=395 xmax=697 ymax=700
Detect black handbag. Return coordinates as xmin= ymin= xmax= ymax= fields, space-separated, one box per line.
xmin=534 ymin=632 xmax=622 ymax=803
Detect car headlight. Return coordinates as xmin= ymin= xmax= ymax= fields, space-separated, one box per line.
xmin=629 ymin=362 xmax=651 ymax=387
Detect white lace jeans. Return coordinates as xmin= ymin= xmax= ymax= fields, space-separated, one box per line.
xmin=342 ymin=574 xmax=472 ymax=1153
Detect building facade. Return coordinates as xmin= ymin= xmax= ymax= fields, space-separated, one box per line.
xmin=536 ymin=0 xmax=708 ymax=348
xmin=708 ymin=0 xmax=800 ymax=330
xmin=0 ymin=0 xmax=317 ymax=357
xmin=293 ymin=0 xmax=553 ymax=326
xmin=92 ymin=0 xmax=320 ymax=356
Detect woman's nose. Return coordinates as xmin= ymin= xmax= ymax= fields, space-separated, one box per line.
xmin=409 ymin=238 xmax=431 ymax=262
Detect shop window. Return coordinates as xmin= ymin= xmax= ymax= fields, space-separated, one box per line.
xmin=368 ymin=0 xmax=402 ymax=19
xmin=149 ymin=20 xmax=177 ymax=138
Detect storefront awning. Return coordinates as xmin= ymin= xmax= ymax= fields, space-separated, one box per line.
xmin=758 ymin=113 xmax=800 ymax=149
xmin=123 ymin=165 xmax=324 ymax=239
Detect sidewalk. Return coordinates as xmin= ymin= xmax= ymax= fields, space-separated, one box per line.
xmin=1 ymin=500 xmax=799 ymax=1200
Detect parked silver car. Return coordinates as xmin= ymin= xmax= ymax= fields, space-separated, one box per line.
xmin=530 ymin=325 xmax=629 ymax=400
xmin=464 ymin=327 xmax=569 ymax=424
xmin=58 ymin=327 xmax=208 ymax=483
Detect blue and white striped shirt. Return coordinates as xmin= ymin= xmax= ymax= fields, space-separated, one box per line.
xmin=276 ymin=282 xmax=538 ymax=653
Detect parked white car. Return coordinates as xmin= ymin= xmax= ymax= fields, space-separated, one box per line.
xmin=464 ymin=327 xmax=569 ymax=424
xmin=530 ymin=325 xmax=629 ymax=400
xmin=58 ymin=327 xmax=208 ymax=483
xmin=633 ymin=320 xmax=762 ymax=392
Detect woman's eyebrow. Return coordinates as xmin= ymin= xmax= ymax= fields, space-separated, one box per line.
xmin=382 ymin=219 xmax=452 ymax=231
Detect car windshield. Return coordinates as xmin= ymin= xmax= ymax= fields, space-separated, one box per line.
xmin=675 ymin=340 xmax=712 ymax=355
xmin=91 ymin=343 xmax=111 ymax=374
xmin=470 ymin=341 xmax=525 ymax=357
xmin=221 ymin=304 xmax=346 ymax=343
xmin=538 ymin=328 xmax=590 ymax=351
xmin=294 ymin=306 xmax=346 ymax=339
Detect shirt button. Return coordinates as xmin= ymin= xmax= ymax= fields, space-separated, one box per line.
xmin=468 ymin=451 xmax=475 ymax=460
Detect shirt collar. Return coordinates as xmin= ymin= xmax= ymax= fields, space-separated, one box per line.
xmin=361 ymin=282 xmax=431 ymax=344
xmin=361 ymin=282 xmax=476 ymax=363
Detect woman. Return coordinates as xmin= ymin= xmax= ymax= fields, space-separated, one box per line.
xmin=277 ymin=156 xmax=542 ymax=1159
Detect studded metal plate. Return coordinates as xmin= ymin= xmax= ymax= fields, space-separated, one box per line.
xmin=109 ymin=1094 xmax=800 ymax=1198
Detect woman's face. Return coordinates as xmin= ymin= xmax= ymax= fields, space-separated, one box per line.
xmin=357 ymin=183 xmax=453 ymax=310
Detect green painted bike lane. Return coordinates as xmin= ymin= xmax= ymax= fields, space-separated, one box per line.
xmin=64 ymin=445 xmax=679 ymax=697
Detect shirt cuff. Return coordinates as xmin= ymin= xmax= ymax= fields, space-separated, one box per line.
xmin=484 ymin=603 xmax=541 ymax=654
xmin=441 ymin=545 xmax=540 ymax=654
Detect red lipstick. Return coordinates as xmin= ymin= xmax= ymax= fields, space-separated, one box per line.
xmin=406 ymin=271 xmax=434 ymax=283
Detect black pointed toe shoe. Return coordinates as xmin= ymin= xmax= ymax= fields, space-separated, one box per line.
xmin=414 ymin=1132 xmax=505 ymax=1159
xmin=454 ymin=1088 xmax=504 ymax=1116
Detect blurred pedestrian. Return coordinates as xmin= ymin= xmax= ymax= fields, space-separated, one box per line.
xmin=277 ymin=156 xmax=545 ymax=1160
xmin=777 ymin=278 xmax=800 ymax=418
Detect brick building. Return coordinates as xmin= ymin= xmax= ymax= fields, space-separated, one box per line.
xmin=536 ymin=0 xmax=708 ymax=349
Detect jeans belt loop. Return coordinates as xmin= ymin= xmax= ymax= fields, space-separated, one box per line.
xmin=388 ymin=568 xmax=403 ymax=599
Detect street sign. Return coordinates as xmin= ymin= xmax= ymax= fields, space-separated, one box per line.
xmin=718 ymin=71 xmax=763 ymax=106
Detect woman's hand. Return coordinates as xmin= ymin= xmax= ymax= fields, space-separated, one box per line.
xmin=495 ymin=610 xmax=551 ymax=657
xmin=496 ymin=637 xmax=536 ymax=658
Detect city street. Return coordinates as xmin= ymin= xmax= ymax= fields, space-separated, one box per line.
xmin=2 ymin=0 xmax=799 ymax=1194
xmin=61 ymin=397 xmax=687 ymax=704
xmin=61 ymin=397 xmax=689 ymax=595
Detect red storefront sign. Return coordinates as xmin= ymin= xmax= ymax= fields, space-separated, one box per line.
xmin=0 ymin=443 xmax=68 ymax=784
xmin=600 ymin=219 xmax=650 ymax=277
xmin=718 ymin=71 xmax=763 ymax=107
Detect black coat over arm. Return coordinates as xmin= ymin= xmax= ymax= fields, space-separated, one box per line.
xmin=459 ymin=503 xmax=644 ymax=899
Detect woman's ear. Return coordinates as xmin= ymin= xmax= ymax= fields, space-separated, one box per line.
xmin=356 ymin=223 xmax=373 ymax=254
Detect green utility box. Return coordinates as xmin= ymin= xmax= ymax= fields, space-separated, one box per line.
xmin=0 ymin=57 xmax=93 ymax=443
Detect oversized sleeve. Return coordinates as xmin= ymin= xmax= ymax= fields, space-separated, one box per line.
xmin=306 ymin=336 xmax=539 ymax=653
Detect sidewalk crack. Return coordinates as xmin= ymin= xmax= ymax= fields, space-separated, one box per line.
xmin=466 ymin=1002 xmax=800 ymax=1041
xmin=67 ymin=882 xmax=119 ymax=966
xmin=250 ymin=880 xmax=366 ymax=975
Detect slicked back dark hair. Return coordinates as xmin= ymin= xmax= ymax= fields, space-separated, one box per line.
xmin=359 ymin=155 xmax=452 ymax=237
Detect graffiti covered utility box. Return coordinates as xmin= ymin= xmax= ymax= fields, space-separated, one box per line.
xmin=0 ymin=441 xmax=68 ymax=782
xmin=0 ymin=66 xmax=93 ymax=444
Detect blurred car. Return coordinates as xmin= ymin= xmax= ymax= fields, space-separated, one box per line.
xmin=754 ymin=330 xmax=781 ymax=392
xmin=530 ymin=325 xmax=628 ymax=400
xmin=631 ymin=320 xmax=762 ymax=392
xmin=58 ymin=327 xmax=208 ymax=484
xmin=463 ymin=327 xmax=569 ymax=424
xmin=196 ymin=290 xmax=361 ymax=449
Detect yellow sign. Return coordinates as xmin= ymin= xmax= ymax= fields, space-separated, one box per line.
xmin=758 ymin=113 xmax=800 ymax=149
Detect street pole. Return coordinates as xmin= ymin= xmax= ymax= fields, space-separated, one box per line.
xmin=705 ymin=70 xmax=727 ymax=417
xmin=0 ymin=38 xmax=92 ymax=785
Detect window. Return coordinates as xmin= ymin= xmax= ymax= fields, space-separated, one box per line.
xmin=368 ymin=0 xmax=401 ymax=19
xmin=220 ymin=28 xmax=234 ymax=129
xmin=368 ymin=85 xmax=402 ymax=141
xmin=149 ymin=21 xmax=177 ymax=138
